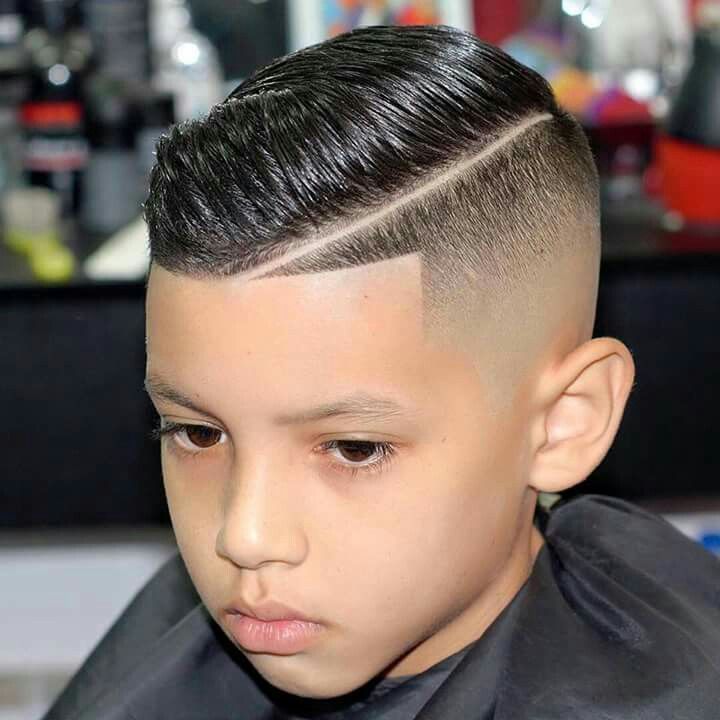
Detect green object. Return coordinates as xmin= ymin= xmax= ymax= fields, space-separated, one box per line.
xmin=29 ymin=243 xmax=76 ymax=283
xmin=4 ymin=228 xmax=61 ymax=255
xmin=3 ymin=223 xmax=75 ymax=283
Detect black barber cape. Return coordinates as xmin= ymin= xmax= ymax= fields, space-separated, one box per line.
xmin=43 ymin=495 xmax=720 ymax=720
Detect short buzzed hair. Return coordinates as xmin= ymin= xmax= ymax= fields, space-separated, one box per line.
xmin=144 ymin=24 xmax=599 ymax=335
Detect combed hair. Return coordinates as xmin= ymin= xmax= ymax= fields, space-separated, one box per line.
xmin=144 ymin=24 xmax=599 ymax=328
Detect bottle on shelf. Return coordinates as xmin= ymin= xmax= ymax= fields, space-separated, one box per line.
xmin=19 ymin=0 xmax=92 ymax=218
xmin=80 ymin=74 xmax=142 ymax=235
xmin=150 ymin=0 xmax=224 ymax=121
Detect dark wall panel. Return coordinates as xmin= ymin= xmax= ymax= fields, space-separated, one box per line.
xmin=0 ymin=283 xmax=167 ymax=528
xmin=585 ymin=255 xmax=720 ymax=500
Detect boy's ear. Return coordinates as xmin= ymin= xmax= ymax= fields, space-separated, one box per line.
xmin=528 ymin=337 xmax=636 ymax=494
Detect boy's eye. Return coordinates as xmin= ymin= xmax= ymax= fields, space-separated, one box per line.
xmin=182 ymin=425 xmax=223 ymax=448
xmin=332 ymin=440 xmax=382 ymax=464
xmin=320 ymin=439 xmax=397 ymax=477
xmin=151 ymin=422 xmax=396 ymax=476
xmin=151 ymin=421 xmax=225 ymax=454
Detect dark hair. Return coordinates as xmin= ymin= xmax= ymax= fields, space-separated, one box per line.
xmin=144 ymin=24 xmax=598 ymax=327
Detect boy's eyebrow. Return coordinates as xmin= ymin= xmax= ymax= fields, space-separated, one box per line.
xmin=274 ymin=393 xmax=411 ymax=426
xmin=144 ymin=375 xmax=412 ymax=425
xmin=144 ymin=375 xmax=213 ymax=416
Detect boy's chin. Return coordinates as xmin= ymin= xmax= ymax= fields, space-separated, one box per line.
xmin=249 ymin=653 xmax=381 ymax=700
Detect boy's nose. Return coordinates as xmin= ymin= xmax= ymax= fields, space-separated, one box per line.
xmin=215 ymin=459 xmax=308 ymax=571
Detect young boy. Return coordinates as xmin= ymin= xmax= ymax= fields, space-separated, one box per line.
xmin=45 ymin=24 xmax=720 ymax=720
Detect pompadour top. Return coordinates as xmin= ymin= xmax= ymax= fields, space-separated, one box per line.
xmin=144 ymin=24 xmax=599 ymax=338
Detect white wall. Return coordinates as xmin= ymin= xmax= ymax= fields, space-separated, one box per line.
xmin=0 ymin=532 xmax=175 ymax=720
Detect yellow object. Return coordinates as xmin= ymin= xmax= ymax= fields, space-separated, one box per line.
xmin=29 ymin=243 xmax=76 ymax=283
xmin=3 ymin=223 xmax=75 ymax=284
xmin=4 ymin=228 xmax=61 ymax=255
xmin=2 ymin=186 xmax=74 ymax=282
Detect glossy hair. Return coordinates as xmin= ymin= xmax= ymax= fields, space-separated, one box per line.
xmin=144 ymin=24 xmax=599 ymax=327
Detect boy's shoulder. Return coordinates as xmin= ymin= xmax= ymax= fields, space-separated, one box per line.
xmin=544 ymin=493 xmax=720 ymax=612
xmin=492 ymin=494 xmax=720 ymax=719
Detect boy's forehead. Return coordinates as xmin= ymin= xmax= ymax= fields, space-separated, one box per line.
xmin=144 ymin=252 xmax=486 ymax=426
xmin=146 ymin=252 xmax=425 ymax=323
xmin=144 ymin=253 xmax=434 ymax=381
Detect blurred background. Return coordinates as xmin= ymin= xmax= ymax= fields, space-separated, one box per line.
xmin=1 ymin=0 xmax=720 ymax=716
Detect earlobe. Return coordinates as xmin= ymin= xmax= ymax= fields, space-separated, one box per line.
xmin=528 ymin=337 xmax=636 ymax=494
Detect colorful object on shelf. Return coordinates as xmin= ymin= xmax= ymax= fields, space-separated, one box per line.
xmin=502 ymin=29 xmax=566 ymax=81
xmin=585 ymin=87 xmax=654 ymax=126
xmin=655 ymin=133 xmax=720 ymax=225
xmin=550 ymin=66 xmax=597 ymax=116
xmin=502 ymin=29 xmax=656 ymax=127
xmin=323 ymin=0 xmax=441 ymax=38
xmin=473 ymin=0 xmax=525 ymax=45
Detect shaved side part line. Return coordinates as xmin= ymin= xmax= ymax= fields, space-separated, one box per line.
xmin=241 ymin=112 xmax=554 ymax=283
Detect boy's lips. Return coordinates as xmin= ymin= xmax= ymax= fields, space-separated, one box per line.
xmin=224 ymin=600 xmax=325 ymax=654
xmin=226 ymin=598 xmax=317 ymax=623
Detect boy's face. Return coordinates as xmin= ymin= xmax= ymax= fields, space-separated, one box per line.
xmin=145 ymin=255 xmax=543 ymax=699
